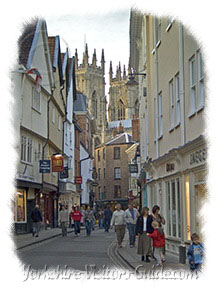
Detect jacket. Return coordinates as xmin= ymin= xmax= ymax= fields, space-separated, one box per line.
xmin=104 ymin=208 xmax=112 ymax=219
xmin=187 ymin=243 xmax=204 ymax=267
xmin=136 ymin=215 xmax=154 ymax=234
xmin=72 ymin=211 xmax=82 ymax=221
xmin=59 ymin=210 xmax=69 ymax=223
xmin=148 ymin=228 xmax=165 ymax=247
xmin=125 ymin=208 xmax=139 ymax=224
xmin=31 ymin=208 xmax=42 ymax=223
xmin=110 ymin=210 xmax=126 ymax=226
xmin=84 ymin=210 xmax=95 ymax=222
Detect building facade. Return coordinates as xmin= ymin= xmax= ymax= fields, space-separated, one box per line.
xmin=129 ymin=11 xmax=206 ymax=254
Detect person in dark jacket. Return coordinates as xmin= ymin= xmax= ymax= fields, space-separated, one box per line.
xmin=31 ymin=205 xmax=42 ymax=237
xmin=187 ymin=233 xmax=204 ymax=272
xmin=136 ymin=207 xmax=154 ymax=262
xmin=103 ymin=205 xmax=113 ymax=232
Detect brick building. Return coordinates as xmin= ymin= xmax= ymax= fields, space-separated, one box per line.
xmin=95 ymin=132 xmax=134 ymax=210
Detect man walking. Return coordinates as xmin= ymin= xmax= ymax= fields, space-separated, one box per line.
xmin=72 ymin=206 xmax=82 ymax=236
xmin=104 ymin=205 xmax=112 ymax=232
xmin=125 ymin=203 xmax=139 ymax=247
xmin=110 ymin=204 xmax=126 ymax=248
xmin=31 ymin=205 xmax=42 ymax=237
xmin=59 ymin=205 xmax=69 ymax=236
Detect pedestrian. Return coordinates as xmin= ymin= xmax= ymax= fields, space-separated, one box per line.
xmin=80 ymin=205 xmax=85 ymax=226
xmin=187 ymin=233 xmax=204 ymax=272
xmin=149 ymin=205 xmax=166 ymax=258
xmin=31 ymin=205 xmax=42 ymax=237
xmin=147 ymin=221 xmax=166 ymax=267
xmin=98 ymin=208 xmax=104 ymax=229
xmin=69 ymin=208 xmax=72 ymax=228
xmin=59 ymin=205 xmax=69 ymax=236
xmin=104 ymin=205 xmax=113 ymax=232
xmin=136 ymin=207 xmax=154 ymax=262
xmin=72 ymin=206 xmax=82 ymax=236
xmin=84 ymin=206 xmax=95 ymax=236
xmin=125 ymin=203 xmax=139 ymax=247
xmin=110 ymin=204 xmax=126 ymax=248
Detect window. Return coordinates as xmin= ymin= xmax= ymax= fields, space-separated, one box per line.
xmin=189 ymin=56 xmax=196 ymax=114
xmin=70 ymin=131 xmax=72 ymax=148
xmin=169 ymin=80 xmax=174 ymax=129
xmin=86 ymin=118 xmax=89 ymax=131
xmin=159 ymin=92 xmax=163 ymax=137
xmin=104 ymin=168 xmax=106 ymax=179
xmin=98 ymin=168 xmax=101 ymax=180
xmin=175 ymin=74 xmax=181 ymax=126
xmin=114 ymin=167 xmax=121 ymax=179
xmin=185 ymin=175 xmax=191 ymax=241
xmin=98 ymin=186 xmax=101 ymax=199
xmin=52 ymin=106 xmax=55 ymax=123
xmin=103 ymin=148 xmax=106 ymax=159
xmin=134 ymin=99 xmax=139 ymax=118
xmin=166 ymin=178 xmax=181 ymax=238
xmin=154 ymin=98 xmax=157 ymax=140
xmin=21 ymin=136 xmax=32 ymax=164
xmin=15 ymin=189 xmax=26 ymax=223
xmin=117 ymin=99 xmax=126 ymax=120
xmin=32 ymin=87 xmax=41 ymax=112
xmin=114 ymin=147 xmax=120 ymax=159
xmin=97 ymin=150 xmax=100 ymax=161
xmin=197 ymin=51 xmax=204 ymax=109
xmin=114 ymin=185 xmax=121 ymax=198
xmin=58 ymin=114 xmax=61 ymax=130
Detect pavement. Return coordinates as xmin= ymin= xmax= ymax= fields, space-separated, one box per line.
xmin=13 ymin=226 xmax=190 ymax=272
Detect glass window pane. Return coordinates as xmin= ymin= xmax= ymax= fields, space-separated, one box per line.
xmin=172 ymin=180 xmax=176 ymax=237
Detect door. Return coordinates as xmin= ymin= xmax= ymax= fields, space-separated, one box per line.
xmin=27 ymin=199 xmax=35 ymax=233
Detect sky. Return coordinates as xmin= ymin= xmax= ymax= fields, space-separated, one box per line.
xmin=46 ymin=10 xmax=130 ymax=96
xmin=1 ymin=0 xmax=216 ymax=285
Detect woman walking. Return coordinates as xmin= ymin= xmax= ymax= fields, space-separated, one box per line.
xmin=72 ymin=206 xmax=82 ymax=236
xmin=149 ymin=205 xmax=166 ymax=258
xmin=84 ymin=206 xmax=95 ymax=236
xmin=136 ymin=207 xmax=154 ymax=262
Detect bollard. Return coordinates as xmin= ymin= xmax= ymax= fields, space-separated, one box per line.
xmin=179 ymin=244 xmax=186 ymax=264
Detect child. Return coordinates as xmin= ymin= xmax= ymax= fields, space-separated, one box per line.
xmin=147 ymin=221 xmax=165 ymax=267
xmin=187 ymin=233 xmax=204 ymax=272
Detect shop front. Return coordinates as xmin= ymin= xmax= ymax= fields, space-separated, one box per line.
xmin=144 ymin=136 xmax=207 ymax=255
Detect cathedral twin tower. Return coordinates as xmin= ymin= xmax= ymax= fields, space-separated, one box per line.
xmin=75 ymin=44 xmax=139 ymax=146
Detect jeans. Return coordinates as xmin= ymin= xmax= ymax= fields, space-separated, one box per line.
xmin=32 ymin=222 xmax=40 ymax=236
xmin=154 ymin=247 xmax=165 ymax=265
xmin=104 ymin=218 xmax=111 ymax=231
xmin=127 ymin=223 xmax=136 ymax=245
xmin=61 ymin=222 xmax=67 ymax=236
xmin=99 ymin=219 xmax=103 ymax=228
xmin=74 ymin=221 xmax=81 ymax=234
xmin=85 ymin=221 xmax=92 ymax=236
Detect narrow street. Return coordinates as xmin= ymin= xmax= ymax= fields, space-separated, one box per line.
xmin=17 ymin=228 xmax=118 ymax=272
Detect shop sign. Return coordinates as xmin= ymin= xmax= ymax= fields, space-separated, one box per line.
xmin=60 ymin=167 xmax=69 ymax=179
xmin=190 ymin=148 xmax=207 ymax=165
xmin=51 ymin=155 xmax=64 ymax=172
xmin=75 ymin=176 xmax=82 ymax=184
xmin=129 ymin=164 xmax=138 ymax=173
xmin=39 ymin=160 xmax=50 ymax=173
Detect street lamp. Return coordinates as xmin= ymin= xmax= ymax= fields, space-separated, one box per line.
xmin=126 ymin=72 xmax=146 ymax=86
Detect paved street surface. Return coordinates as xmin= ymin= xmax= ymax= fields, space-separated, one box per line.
xmin=15 ymin=227 xmax=190 ymax=275
xmin=17 ymin=228 xmax=116 ymax=272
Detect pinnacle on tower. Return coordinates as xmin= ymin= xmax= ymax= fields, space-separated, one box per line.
xmin=75 ymin=48 xmax=79 ymax=69
xmin=123 ymin=64 xmax=127 ymax=80
xmin=109 ymin=61 xmax=113 ymax=83
xmin=101 ymin=49 xmax=105 ymax=74
xmin=82 ymin=43 xmax=89 ymax=67
xmin=92 ymin=48 xmax=97 ymax=67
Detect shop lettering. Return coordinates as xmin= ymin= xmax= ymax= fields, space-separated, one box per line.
xmin=190 ymin=148 xmax=206 ymax=165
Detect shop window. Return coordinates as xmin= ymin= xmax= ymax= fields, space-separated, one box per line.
xmin=15 ymin=189 xmax=26 ymax=223
xmin=114 ymin=185 xmax=121 ymax=198
xmin=166 ymin=178 xmax=181 ymax=238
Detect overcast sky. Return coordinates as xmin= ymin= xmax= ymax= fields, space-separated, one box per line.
xmin=46 ymin=10 xmax=130 ymax=96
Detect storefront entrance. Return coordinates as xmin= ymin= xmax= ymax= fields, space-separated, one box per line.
xmin=195 ymin=183 xmax=207 ymax=239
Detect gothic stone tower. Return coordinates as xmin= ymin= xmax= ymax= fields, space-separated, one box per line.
xmin=75 ymin=44 xmax=107 ymax=147
xmin=108 ymin=62 xmax=139 ymax=122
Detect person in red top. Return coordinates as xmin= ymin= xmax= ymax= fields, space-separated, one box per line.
xmin=147 ymin=221 xmax=166 ymax=267
xmin=72 ymin=206 xmax=82 ymax=236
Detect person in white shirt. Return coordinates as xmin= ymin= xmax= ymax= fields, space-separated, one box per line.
xmin=125 ymin=203 xmax=139 ymax=247
xmin=110 ymin=204 xmax=126 ymax=248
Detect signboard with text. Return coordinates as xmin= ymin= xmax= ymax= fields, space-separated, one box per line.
xmin=39 ymin=160 xmax=51 ymax=173
xmin=75 ymin=176 xmax=82 ymax=184
xmin=51 ymin=155 xmax=64 ymax=172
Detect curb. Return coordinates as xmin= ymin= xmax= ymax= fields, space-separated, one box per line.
xmin=16 ymin=227 xmax=85 ymax=250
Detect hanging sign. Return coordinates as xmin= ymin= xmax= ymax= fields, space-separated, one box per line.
xmin=51 ymin=155 xmax=64 ymax=172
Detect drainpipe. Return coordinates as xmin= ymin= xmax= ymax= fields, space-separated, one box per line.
xmin=154 ymin=17 xmax=159 ymax=158
xmin=179 ymin=23 xmax=186 ymax=145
